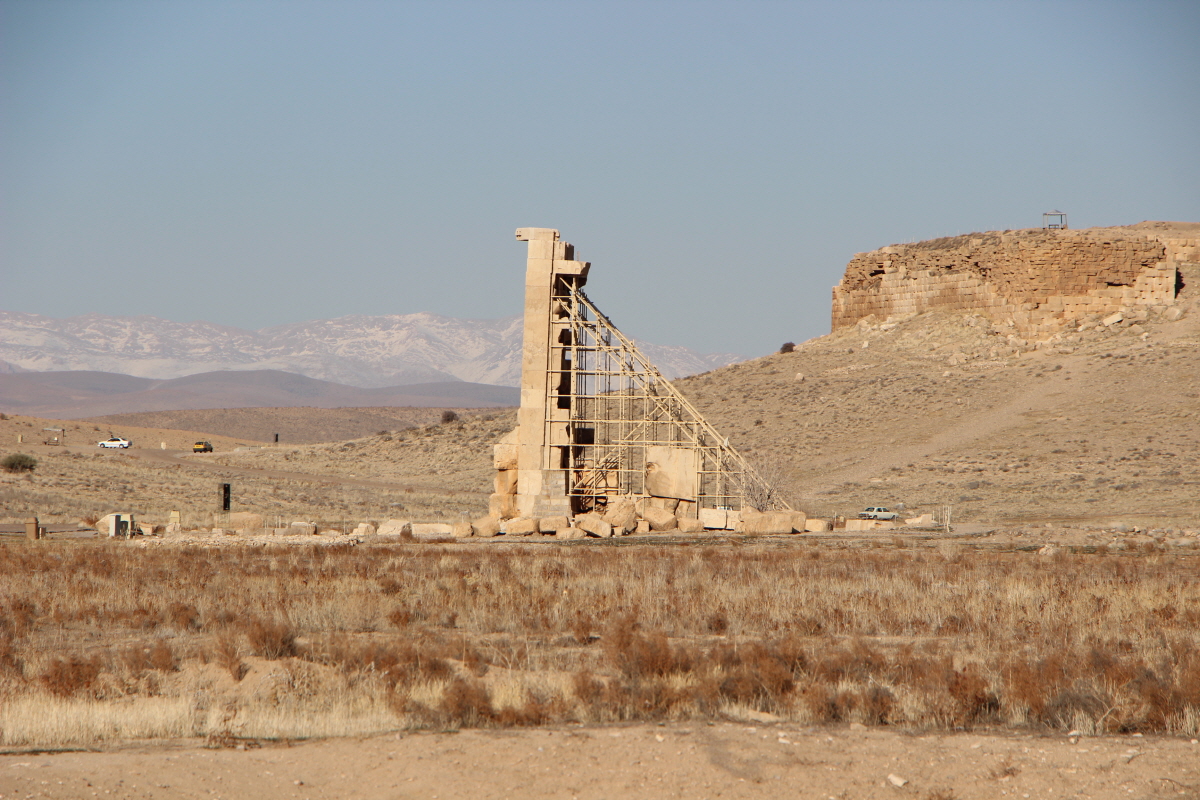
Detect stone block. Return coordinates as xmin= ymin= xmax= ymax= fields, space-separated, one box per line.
xmin=376 ymin=519 xmax=411 ymax=537
xmin=677 ymin=517 xmax=704 ymax=533
xmin=699 ymin=508 xmax=728 ymax=529
xmin=352 ymin=522 xmax=377 ymax=536
xmin=288 ymin=522 xmax=319 ymax=535
xmin=412 ymin=523 xmax=453 ymax=536
xmin=675 ymin=499 xmax=697 ymax=519
xmin=494 ymin=468 xmax=517 ymax=495
xmin=471 ymin=516 xmax=501 ymax=538
xmin=635 ymin=519 xmax=650 ymax=534
xmin=603 ymin=506 xmax=638 ymax=535
xmin=501 ymin=517 xmax=539 ymax=536
xmin=489 ymin=493 xmax=518 ymax=520
xmin=742 ymin=510 xmax=807 ymax=535
xmin=539 ymin=515 xmax=571 ymax=533
xmin=904 ymin=514 xmax=934 ymax=527
xmin=576 ymin=514 xmax=613 ymax=538
xmin=642 ymin=506 xmax=677 ymax=532
xmin=556 ymin=527 xmax=587 ymax=539
xmin=1101 ymin=312 xmax=1124 ymax=327
xmin=804 ymin=518 xmax=831 ymax=532
xmin=451 ymin=522 xmax=473 ymax=538
xmin=644 ymin=446 xmax=700 ymax=500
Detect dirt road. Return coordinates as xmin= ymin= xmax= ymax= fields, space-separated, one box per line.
xmin=2 ymin=723 xmax=1196 ymax=800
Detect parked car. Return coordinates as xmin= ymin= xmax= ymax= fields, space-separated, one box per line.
xmin=98 ymin=437 xmax=131 ymax=449
xmin=193 ymin=441 xmax=213 ymax=453
xmin=858 ymin=506 xmax=899 ymax=520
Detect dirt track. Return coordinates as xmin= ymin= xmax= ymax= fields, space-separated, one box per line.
xmin=3 ymin=724 xmax=1197 ymax=800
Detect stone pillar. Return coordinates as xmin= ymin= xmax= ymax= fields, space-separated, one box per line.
xmin=25 ymin=517 xmax=40 ymax=541
xmin=513 ymin=227 xmax=590 ymax=517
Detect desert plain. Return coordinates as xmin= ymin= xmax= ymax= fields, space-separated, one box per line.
xmin=1 ymin=226 xmax=1199 ymax=798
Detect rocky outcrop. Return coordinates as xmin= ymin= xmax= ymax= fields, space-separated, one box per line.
xmin=831 ymin=226 xmax=1198 ymax=338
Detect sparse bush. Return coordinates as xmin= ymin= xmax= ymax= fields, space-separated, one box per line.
xmin=2 ymin=453 xmax=37 ymax=473
xmin=440 ymin=410 xmax=458 ymax=424
xmin=40 ymin=655 xmax=101 ymax=697
xmin=779 ymin=342 xmax=795 ymax=353
xmin=244 ymin=617 xmax=297 ymax=660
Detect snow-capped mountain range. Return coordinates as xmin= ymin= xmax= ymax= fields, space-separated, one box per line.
xmin=0 ymin=311 xmax=742 ymax=388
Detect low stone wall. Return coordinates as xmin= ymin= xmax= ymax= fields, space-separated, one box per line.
xmin=831 ymin=227 xmax=1198 ymax=338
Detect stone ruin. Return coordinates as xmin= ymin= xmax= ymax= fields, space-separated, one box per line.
xmin=476 ymin=227 xmax=802 ymax=539
xmin=831 ymin=225 xmax=1198 ymax=339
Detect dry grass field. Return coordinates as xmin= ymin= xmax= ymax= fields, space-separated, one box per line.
xmin=0 ymin=539 xmax=1197 ymax=751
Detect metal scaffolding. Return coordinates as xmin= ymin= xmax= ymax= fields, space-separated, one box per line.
xmin=542 ymin=278 xmax=787 ymax=513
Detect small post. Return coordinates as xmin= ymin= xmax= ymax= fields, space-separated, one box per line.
xmin=220 ymin=483 xmax=232 ymax=512
xmin=25 ymin=517 xmax=40 ymax=541
xmin=274 ymin=433 xmax=279 ymax=443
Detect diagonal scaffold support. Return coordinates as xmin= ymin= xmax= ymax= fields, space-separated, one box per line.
xmin=492 ymin=227 xmax=788 ymax=521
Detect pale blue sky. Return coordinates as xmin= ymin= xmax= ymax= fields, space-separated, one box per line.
xmin=3 ymin=0 xmax=1198 ymax=358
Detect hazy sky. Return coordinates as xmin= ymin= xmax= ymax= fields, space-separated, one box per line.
xmin=3 ymin=0 xmax=1198 ymax=358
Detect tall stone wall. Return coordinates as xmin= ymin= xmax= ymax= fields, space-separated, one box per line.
xmin=831 ymin=227 xmax=1198 ymax=337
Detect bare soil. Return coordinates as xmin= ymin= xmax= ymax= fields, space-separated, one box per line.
xmin=3 ymin=724 xmax=1197 ymax=800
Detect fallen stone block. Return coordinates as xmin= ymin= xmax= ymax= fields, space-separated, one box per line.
xmin=804 ymin=518 xmax=831 ymax=532
xmin=576 ymin=515 xmax=613 ymax=538
xmin=375 ymin=519 xmax=410 ymax=537
xmin=412 ymin=523 xmax=453 ymax=536
xmin=742 ymin=510 xmax=807 ymax=534
xmin=352 ymin=522 xmax=377 ymax=536
xmin=471 ymin=516 xmax=501 ymax=538
xmin=501 ymin=517 xmax=539 ymax=536
xmin=603 ymin=507 xmax=638 ymax=535
xmin=451 ymin=521 xmax=473 ymax=538
xmin=642 ymin=506 xmax=677 ymax=532
xmin=556 ymin=527 xmax=587 ymax=539
xmin=698 ymin=508 xmax=728 ymax=529
xmin=1101 ymin=311 xmax=1124 ymax=327
xmin=904 ymin=513 xmax=934 ymax=527
xmin=288 ymin=522 xmax=319 ymax=536
xmin=677 ymin=517 xmax=704 ymax=533
xmin=539 ymin=515 xmax=571 ymax=533
xmin=635 ymin=520 xmax=650 ymax=534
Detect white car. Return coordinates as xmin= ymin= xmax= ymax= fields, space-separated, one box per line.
xmin=858 ymin=506 xmax=899 ymax=520
xmin=98 ymin=437 xmax=131 ymax=449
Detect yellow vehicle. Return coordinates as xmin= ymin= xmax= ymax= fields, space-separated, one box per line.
xmin=193 ymin=441 xmax=213 ymax=453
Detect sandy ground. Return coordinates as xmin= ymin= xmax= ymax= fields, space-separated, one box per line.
xmin=2 ymin=724 xmax=1197 ymax=800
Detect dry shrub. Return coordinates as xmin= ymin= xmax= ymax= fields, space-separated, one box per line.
xmin=40 ymin=655 xmax=101 ymax=697
xmin=948 ymin=666 xmax=998 ymax=725
xmin=0 ymin=633 xmax=24 ymax=675
xmin=440 ymin=677 xmax=494 ymax=726
xmin=860 ymin=685 xmax=896 ymax=724
xmin=162 ymin=602 xmax=201 ymax=631
xmin=212 ymin=634 xmax=247 ymax=681
xmin=122 ymin=641 xmax=178 ymax=673
xmin=244 ymin=617 xmax=297 ymax=660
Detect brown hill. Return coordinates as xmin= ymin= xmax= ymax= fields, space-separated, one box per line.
xmin=0 ymin=369 xmax=518 ymax=418
xmin=678 ymin=256 xmax=1200 ymax=527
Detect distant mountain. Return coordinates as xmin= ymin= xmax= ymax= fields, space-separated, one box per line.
xmin=0 ymin=369 xmax=518 ymax=419
xmin=0 ymin=311 xmax=742 ymax=388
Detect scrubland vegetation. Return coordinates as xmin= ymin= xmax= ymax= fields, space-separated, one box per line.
xmin=1 ymin=540 xmax=1197 ymax=747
